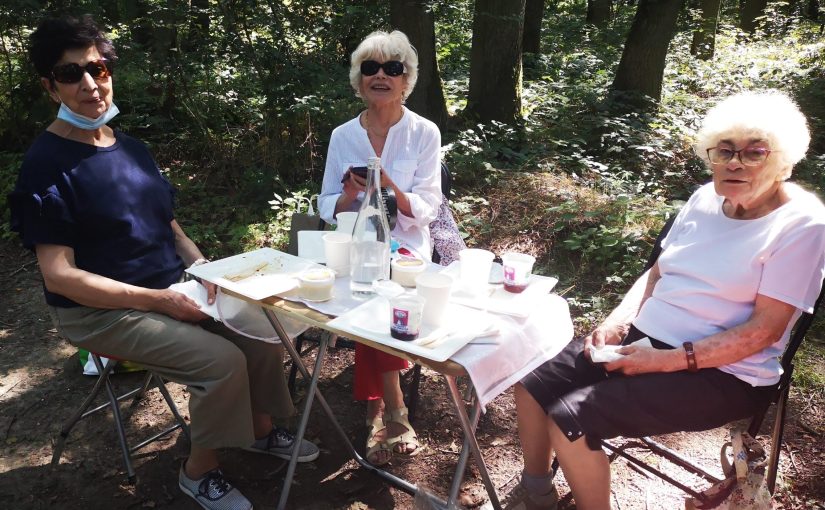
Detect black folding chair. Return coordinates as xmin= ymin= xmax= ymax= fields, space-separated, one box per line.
xmin=51 ymin=352 xmax=190 ymax=484
xmin=595 ymin=215 xmax=825 ymax=502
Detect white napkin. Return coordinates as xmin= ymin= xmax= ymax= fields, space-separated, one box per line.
xmin=588 ymin=337 xmax=653 ymax=363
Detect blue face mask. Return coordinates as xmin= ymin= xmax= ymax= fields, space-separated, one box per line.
xmin=57 ymin=102 xmax=120 ymax=130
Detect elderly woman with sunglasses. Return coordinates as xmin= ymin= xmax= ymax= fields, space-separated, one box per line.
xmin=9 ymin=16 xmax=318 ymax=510
xmin=318 ymin=30 xmax=442 ymax=466
xmin=501 ymin=91 xmax=825 ymax=510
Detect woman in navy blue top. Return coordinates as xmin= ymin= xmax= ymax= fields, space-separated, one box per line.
xmin=9 ymin=16 xmax=317 ymax=510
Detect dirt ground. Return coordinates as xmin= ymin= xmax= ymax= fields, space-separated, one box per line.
xmin=1 ymin=241 xmax=824 ymax=510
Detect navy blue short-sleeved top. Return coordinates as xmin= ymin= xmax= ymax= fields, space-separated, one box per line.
xmin=8 ymin=130 xmax=185 ymax=307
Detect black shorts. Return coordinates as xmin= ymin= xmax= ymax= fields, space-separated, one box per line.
xmin=520 ymin=326 xmax=776 ymax=450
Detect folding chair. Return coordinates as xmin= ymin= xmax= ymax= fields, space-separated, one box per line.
xmin=595 ymin=215 xmax=825 ymax=503
xmin=51 ymin=352 xmax=191 ymax=484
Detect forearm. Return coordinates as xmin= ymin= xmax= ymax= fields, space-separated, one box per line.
xmin=43 ymin=265 xmax=158 ymax=311
xmin=391 ymin=183 xmax=413 ymax=218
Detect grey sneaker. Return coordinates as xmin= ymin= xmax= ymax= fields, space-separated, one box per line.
xmin=178 ymin=464 xmax=252 ymax=510
xmin=484 ymin=480 xmax=558 ymax=510
xmin=242 ymin=426 xmax=320 ymax=462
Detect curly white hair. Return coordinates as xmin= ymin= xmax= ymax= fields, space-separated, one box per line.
xmin=695 ymin=90 xmax=810 ymax=179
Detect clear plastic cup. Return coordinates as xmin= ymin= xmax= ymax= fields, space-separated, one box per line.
xmin=458 ymin=248 xmax=494 ymax=292
xmin=389 ymin=294 xmax=425 ymax=341
xmin=501 ymin=252 xmax=536 ymax=293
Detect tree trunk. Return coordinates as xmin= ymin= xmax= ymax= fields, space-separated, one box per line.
xmin=807 ymin=0 xmax=820 ymax=19
xmin=690 ymin=0 xmax=721 ymax=59
xmin=390 ymin=0 xmax=449 ymax=132
xmin=467 ymin=0 xmax=527 ymax=123
xmin=612 ymin=0 xmax=683 ymax=101
xmin=587 ymin=0 xmax=613 ymax=26
xmin=522 ymin=0 xmax=545 ymax=53
xmin=740 ymin=0 xmax=769 ymax=33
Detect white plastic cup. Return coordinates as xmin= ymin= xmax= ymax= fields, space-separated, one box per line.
xmin=501 ymin=252 xmax=536 ymax=293
xmin=416 ymin=272 xmax=453 ymax=327
xmin=336 ymin=211 xmax=358 ymax=235
xmin=298 ymin=268 xmax=335 ymax=302
xmin=391 ymin=257 xmax=427 ymax=287
xmin=458 ymin=248 xmax=494 ymax=292
xmin=389 ymin=294 xmax=425 ymax=341
xmin=323 ymin=232 xmax=352 ymax=276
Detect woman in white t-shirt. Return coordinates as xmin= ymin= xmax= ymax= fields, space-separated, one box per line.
xmin=318 ymin=30 xmax=441 ymax=466
xmin=503 ymin=91 xmax=825 ymax=510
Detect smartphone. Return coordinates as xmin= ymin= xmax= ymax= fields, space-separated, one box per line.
xmin=350 ymin=166 xmax=368 ymax=179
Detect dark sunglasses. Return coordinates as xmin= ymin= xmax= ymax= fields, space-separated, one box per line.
xmin=360 ymin=60 xmax=405 ymax=77
xmin=51 ymin=59 xmax=112 ymax=84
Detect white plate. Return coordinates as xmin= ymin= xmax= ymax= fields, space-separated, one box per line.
xmin=327 ymin=295 xmax=496 ymax=362
xmin=186 ymin=248 xmax=324 ymax=301
xmin=440 ymin=261 xmax=558 ymax=318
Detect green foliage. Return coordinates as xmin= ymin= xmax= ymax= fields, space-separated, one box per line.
xmin=0 ymin=152 xmax=23 ymax=240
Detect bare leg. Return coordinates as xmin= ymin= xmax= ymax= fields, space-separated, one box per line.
xmin=382 ymin=370 xmax=417 ymax=454
xmin=514 ymin=383 xmax=554 ymax=476
xmin=252 ymin=412 xmax=273 ymax=439
xmin=547 ymin=418 xmax=610 ymax=510
xmin=185 ymin=446 xmax=219 ymax=479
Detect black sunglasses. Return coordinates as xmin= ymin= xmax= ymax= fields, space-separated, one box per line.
xmin=51 ymin=59 xmax=113 ymax=84
xmin=360 ymin=60 xmax=405 ymax=77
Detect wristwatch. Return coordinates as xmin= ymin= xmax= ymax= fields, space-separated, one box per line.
xmin=683 ymin=341 xmax=699 ymax=372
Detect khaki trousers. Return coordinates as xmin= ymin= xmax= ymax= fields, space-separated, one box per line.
xmin=49 ymin=305 xmax=294 ymax=449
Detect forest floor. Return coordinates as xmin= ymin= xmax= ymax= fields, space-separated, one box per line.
xmin=1 ymin=239 xmax=824 ymax=510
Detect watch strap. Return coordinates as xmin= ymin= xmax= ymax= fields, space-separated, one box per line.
xmin=683 ymin=341 xmax=698 ymax=372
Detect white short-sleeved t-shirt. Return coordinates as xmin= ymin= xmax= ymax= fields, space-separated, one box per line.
xmin=318 ymin=107 xmax=442 ymax=259
xmin=633 ymin=182 xmax=825 ymax=386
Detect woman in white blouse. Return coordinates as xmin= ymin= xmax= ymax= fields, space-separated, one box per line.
xmin=318 ymin=30 xmax=441 ymax=466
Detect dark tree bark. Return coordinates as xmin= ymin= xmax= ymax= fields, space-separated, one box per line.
xmin=612 ymin=0 xmax=683 ymax=101
xmin=690 ymin=0 xmax=722 ymax=59
xmin=740 ymin=0 xmax=769 ymax=33
xmin=807 ymin=0 xmax=820 ymax=19
xmin=390 ymin=0 xmax=448 ymax=132
xmin=467 ymin=0 xmax=527 ymax=123
xmin=522 ymin=0 xmax=545 ymax=54
xmin=587 ymin=0 xmax=613 ymax=26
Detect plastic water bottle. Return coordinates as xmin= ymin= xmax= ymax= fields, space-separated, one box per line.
xmin=350 ymin=157 xmax=391 ymax=298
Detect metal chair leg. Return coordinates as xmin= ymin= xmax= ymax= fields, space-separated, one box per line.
xmin=93 ymin=354 xmax=137 ymax=484
xmin=406 ymin=364 xmax=422 ymax=420
xmin=767 ymin=382 xmax=791 ymax=493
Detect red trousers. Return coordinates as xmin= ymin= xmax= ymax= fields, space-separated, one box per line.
xmin=353 ymin=343 xmax=409 ymax=401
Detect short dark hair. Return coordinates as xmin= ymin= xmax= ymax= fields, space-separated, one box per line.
xmin=29 ymin=15 xmax=117 ymax=79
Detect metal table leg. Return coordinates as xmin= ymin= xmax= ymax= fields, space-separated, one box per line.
xmin=445 ymin=375 xmax=501 ymax=510
xmin=263 ymin=309 xmax=443 ymax=507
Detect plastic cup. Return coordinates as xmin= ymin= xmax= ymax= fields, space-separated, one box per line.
xmin=416 ymin=272 xmax=453 ymax=327
xmin=389 ymin=294 xmax=425 ymax=341
xmin=298 ymin=268 xmax=335 ymax=302
xmin=323 ymin=232 xmax=351 ymax=276
xmin=501 ymin=252 xmax=536 ymax=293
xmin=458 ymin=248 xmax=494 ymax=292
xmin=391 ymin=257 xmax=427 ymax=287
xmin=336 ymin=211 xmax=358 ymax=235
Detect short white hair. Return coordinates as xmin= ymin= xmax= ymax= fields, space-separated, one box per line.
xmin=349 ymin=30 xmax=418 ymax=100
xmin=695 ymin=91 xmax=810 ymax=177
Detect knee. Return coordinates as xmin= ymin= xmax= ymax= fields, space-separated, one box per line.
xmin=206 ymin=344 xmax=248 ymax=381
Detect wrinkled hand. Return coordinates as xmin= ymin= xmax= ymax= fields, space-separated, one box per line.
xmin=583 ymin=321 xmax=627 ymax=362
xmin=153 ymin=288 xmax=209 ymax=323
xmin=604 ymin=344 xmax=671 ymax=376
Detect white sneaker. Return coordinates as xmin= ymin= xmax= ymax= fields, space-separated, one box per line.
xmin=179 ymin=463 xmax=253 ymax=510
